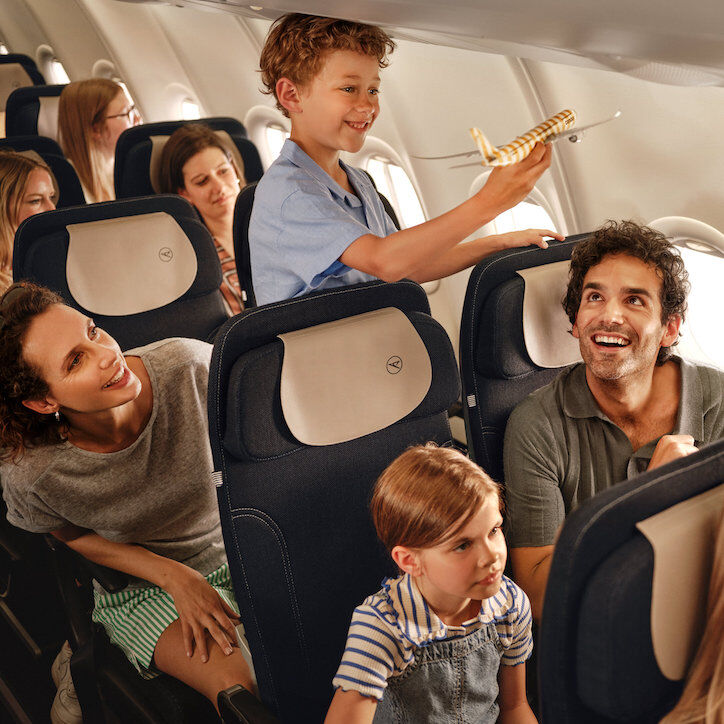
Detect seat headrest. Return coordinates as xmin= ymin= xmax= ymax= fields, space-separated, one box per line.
xmin=5 ymin=84 xmax=65 ymax=137
xmin=0 ymin=62 xmax=35 ymax=111
xmin=223 ymin=307 xmax=459 ymax=460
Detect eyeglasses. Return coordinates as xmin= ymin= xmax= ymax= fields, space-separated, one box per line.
xmin=0 ymin=284 xmax=28 ymax=333
xmin=105 ymin=104 xmax=138 ymax=121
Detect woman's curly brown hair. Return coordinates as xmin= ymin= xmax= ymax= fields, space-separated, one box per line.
xmin=259 ymin=13 xmax=395 ymax=117
xmin=563 ymin=220 xmax=690 ymax=365
xmin=0 ymin=283 xmax=67 ymax=462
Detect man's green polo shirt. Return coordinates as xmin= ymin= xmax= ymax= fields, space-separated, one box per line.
xmin=503 ymin=358 xmax=724 ymax=548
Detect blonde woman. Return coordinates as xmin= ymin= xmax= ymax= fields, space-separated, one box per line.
xmin=661 ymin=509 xmax=724 ymax=723
xmin=58 ymin=79 xmax=141 ymax=203
xmin=0 ymin=150 xmax=57 ymax=291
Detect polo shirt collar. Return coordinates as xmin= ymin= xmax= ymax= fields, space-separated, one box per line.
xmin=280 ymin=139 xmax=362 ymax=207
xmin=562 ymin=357 xmax=704 ymax=442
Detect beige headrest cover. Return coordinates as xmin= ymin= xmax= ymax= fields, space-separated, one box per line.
xmin=37 ymin=96 xmax=60 ymax=141
xmin=0 ymin=64 xmax=33 ymax=111
xmin=66 ymin=211 xmax=197 ymax=316
xmin=517 ymin=261 xmax=582 ymax=368
xmin=636 ymin=484 xmax=724 ymax=680
xmin=278 ymin=307 xmax=432 ymax=446
xmin=148 ymin=130 xmax=246 ymax=193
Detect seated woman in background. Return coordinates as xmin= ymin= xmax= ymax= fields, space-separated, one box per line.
xmin=58 ymin=78 xmax=141 ymax=203
xmin=158 ymin=123 xmax=246 ymax=314
xmin=661 ymin=509 xmax=724 ymax=724
xmin=0 ymin=282 xmax=256 ymax=711
xmin=0 ymin=150 xmax=57 ymax=291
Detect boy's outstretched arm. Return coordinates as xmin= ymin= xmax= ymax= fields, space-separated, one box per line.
xmin=340 ymin=144 xmax=552 ymax=282
xmin=325 ymin=689 xmax=378 ymax=724
xmin=498 ymin=663 xmax=538 ymax=723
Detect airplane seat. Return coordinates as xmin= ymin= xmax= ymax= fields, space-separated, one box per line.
xmin=0 ymin=135 xmax=85 ymax=207
xmin=1 ymin=55 xmax=45 ymax=133
xmin=231 ymin=176 xmax=401 ymax=309
xmin=5 ymin=84 xmax=65 ymax=140
xmin=458 ymin=234 xmax=589 ymax=481
xmin=208 ymin=279 xmax=461 ymax=721
xmin=12 ymin=195 xmax=229 ymax=350
xmin=113 ymin=117 xmax=265 ymax=199
xmin=539 ymin=438 xmax=724 ymax=723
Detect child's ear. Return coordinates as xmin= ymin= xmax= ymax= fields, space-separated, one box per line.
xmin=276 ymin=77 xmax=304 ymax=115
xmin=391 ymin=545 xmax=422 ymax=576
xmin=22 ymin=397 xmax=59 ymax=416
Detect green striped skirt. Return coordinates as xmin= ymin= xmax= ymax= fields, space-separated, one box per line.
xmin=92 ymin=563 xmax=240 ymax=679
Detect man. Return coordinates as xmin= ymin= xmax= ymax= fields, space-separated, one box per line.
xmin=504 ymin=220 xmax=724 ymax=619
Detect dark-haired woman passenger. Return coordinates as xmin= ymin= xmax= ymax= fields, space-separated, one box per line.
xmin=158 ymin=123 xmax=246 ymax=314
xmin=0 ymin=283 xmax=255 ymax=711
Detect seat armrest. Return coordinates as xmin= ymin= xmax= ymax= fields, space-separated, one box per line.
xmin=218 ymin=684 xmax=280 ymax=723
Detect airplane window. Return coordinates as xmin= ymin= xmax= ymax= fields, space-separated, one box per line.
xmin=181 ymin=98 xmax=200 ymax=120
xmin=49 ymin=58 xmax=70 ymax=84
xmin=365 ymin=156 xmax=426 ymax=229
xmin=265 ymin=123 xmax=289 ymax=160
xmin=487 ymin=200 xmax=557 ymax=235
xmin=0 ymin=42 xmax=8 ymax=55
xmin=676 ymin=245 xmax=724 ymax=368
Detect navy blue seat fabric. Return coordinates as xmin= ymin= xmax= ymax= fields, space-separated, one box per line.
xmin=5 ymin=83 xmax=64 ymax=137
xmin=208 ymin=280 xmax=461 ymax=722
xmin=539 ymin=438 xmax=724 ymax=723
xmin=0 ymin=135 xmax=85 ymax=207
xmin=232 ymin=178 xmax=401 ymax=310
xmin=458 ymin=235 xmax=589 ymax=482
xmin=0 ymin=53 xmax=45 ymax=85
xmin=12 ymin=195 xmax=228 ymax=350
xmin=114 ymin=117 xmax=264 ymax=199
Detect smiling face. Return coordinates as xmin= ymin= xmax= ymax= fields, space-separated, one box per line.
xmin=409 ymin=494 xmax=506 ymax=620
xmin=21 ymin=304 xmax=141 ymax=417
xmin=572 ymin=253 xmax=681 ymax=381
xmin=178 ymin=145 xmax=241 ymax=227
xmin=290 ymin=49 xmax=381 ymax=161
xmin=14 ymin=168 xmax=57 ymax=229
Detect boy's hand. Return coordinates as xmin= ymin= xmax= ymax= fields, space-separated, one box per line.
xmin=478 ymin=143 xmax=552 ymax=214
xmin=496 ymin=228 xmax=564 ymax=250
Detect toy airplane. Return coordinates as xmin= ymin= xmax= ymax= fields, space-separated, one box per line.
xmin=413 ymin=109 xmax=622 ymax=168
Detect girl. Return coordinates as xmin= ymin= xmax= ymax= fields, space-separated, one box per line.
xmin=58 ymin=78 xmax=141 ymax=202
xmin=158 ymin=123 xmax=246 ymax=314
xmin=326 ymin=444 xmax=536 ymax=724
xmin=0 ymin=283 xmax=255 ymax=711
xmin=0 ymin=150 xmax=57 ymax=291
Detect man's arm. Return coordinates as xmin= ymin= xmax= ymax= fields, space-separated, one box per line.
xmin=340 ymin=144 xmax=552 ymax=281
xmin=510 ymin=546 xmax=554 ymax=622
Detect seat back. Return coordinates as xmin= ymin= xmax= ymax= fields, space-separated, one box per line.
xmin=13 ymin=195 xmax=228 ymax=350
xmin=458 ymin=236 xmax=588 ymax=481
xmin=208 ymin=280 xmax=461 ymax=722
xmin=114 ymin=117 xmax=264 ymax=199
xmin=540 ymin=439 xmax=724 ymax=723
xmin=233 ymin=180 xmax=401 ymax=310
xmin=5 ymin=83 xmax=65 ymax=139
xmin=0 ymin=135 xmax=85 ymax=207
xmin=1 ymin=55 xmax=45 ymax=116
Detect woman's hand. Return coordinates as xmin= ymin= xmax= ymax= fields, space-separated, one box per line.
xmin=163 ymin=563 xmax=241 ymax=663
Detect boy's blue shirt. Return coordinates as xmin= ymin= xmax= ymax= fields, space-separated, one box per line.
xmin=249 ymin=139 xmax=398 ymax=306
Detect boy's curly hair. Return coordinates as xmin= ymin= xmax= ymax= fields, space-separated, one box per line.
xmin=563 ymin=220 xmax=690 ymax=365
xmin=259 ymin=13 xmax=395 ymax=117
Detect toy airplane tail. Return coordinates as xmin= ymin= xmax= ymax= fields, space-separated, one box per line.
xmin=470 ymin=109 xmax=577 ymax=166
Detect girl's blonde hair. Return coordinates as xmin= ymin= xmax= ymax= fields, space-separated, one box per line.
xmin=58 ymin=78 xmax=121 ymax=202
xmin=371 ymin=443 xmax=502 ymax=552
xmin=661 ymin=508 xmax=724 ymax=724
xmin=0 ymin=150 xmax=54 ymax=277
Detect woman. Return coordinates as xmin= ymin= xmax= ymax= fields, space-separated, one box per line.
xmin=158 ymin=123 xmax=246 ymax=314
xmin=0 ymin=150 xmax=57 ymax=291
xmin=0 ymin=283 xmax=255 ymax=710
xmin=58 ymin=79 xmax=141 ymax=203
xmin=661 ymin=510 xmax=724 ymax=723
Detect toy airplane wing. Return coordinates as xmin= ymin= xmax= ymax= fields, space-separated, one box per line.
xmin=413 ymin=109 xmax=621 ymax=168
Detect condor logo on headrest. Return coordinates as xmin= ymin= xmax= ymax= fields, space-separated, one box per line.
xmin=386 ymin=355 xmax=403 ymax=374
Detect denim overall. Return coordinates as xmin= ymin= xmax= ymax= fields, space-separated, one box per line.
xmin=373 ymin=622 xmax=504 ymax=723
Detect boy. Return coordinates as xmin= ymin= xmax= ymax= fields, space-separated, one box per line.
xmin=250 ymin=13 xmax=561 ymax=306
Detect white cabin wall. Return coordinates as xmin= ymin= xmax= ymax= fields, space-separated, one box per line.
xmin=0 ymin=0 xmax=48 ymax=59
xmin=527 ymin=60 xmax=724 ymax=231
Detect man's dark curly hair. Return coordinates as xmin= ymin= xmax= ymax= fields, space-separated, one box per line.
xmin=563 ymin=220 xmax=690 ymax=365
